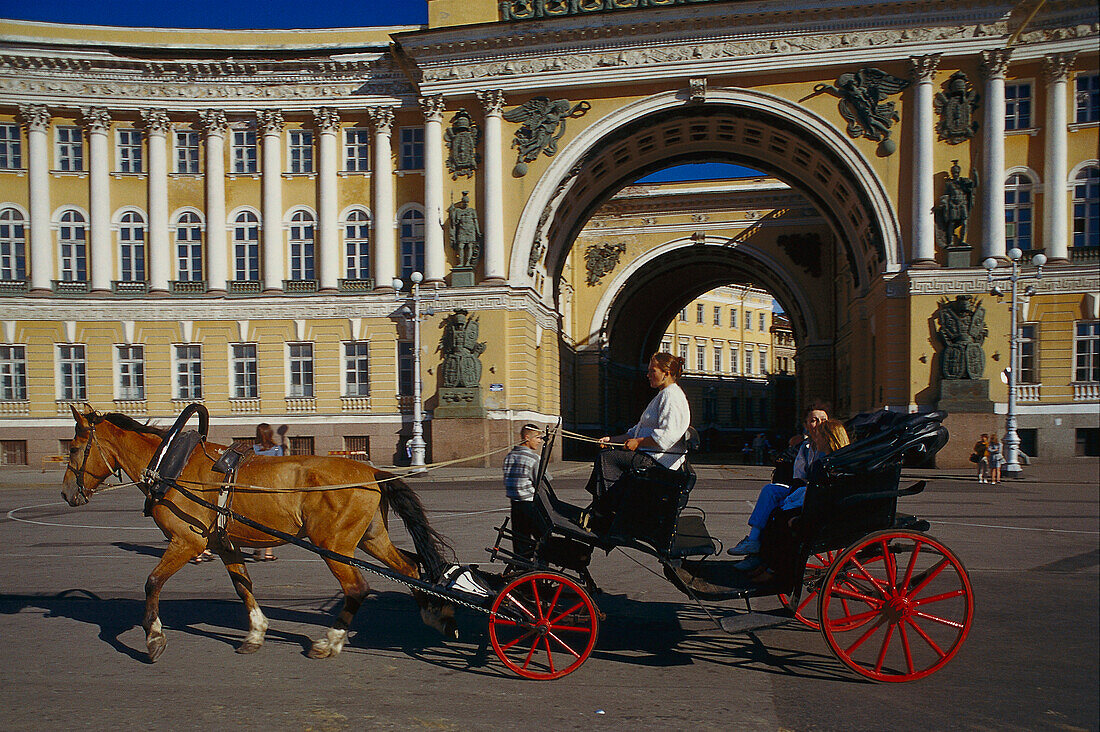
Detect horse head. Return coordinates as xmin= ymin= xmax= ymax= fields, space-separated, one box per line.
xmin=61 ymin=405 xmax=115 ymax=506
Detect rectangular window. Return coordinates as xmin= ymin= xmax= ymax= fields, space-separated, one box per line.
xmin=679 ymin=308 xmax=687 ymax=322
xmin=344 ymin=436 xmax=371 ymax=462
xmin=288 ymin=129 xmax=314 ymax=174
xmin=744 ymin=310 xmax=752 ymax=331
xmin=1019 ymin=324 xmax=1037 ymax=384
xmin=730 ymin=345 xmax=738 ymax=374
xmin=56 ymin=126 xmax=84 ymax=172
xmin=745 ymin=346 xmax=754 ymax=375
xmin=696 ymin=304 xmax=704 ymax=323
xmin=1004 ymin=82 xmax=1032 ymax=130
xmin=231 ymin=343 xmax=258 ymax=399
xmin=58 ymin=344 xmax=86 ymax=401
xmin=713 ymin=346 xmax=722 ymax=373
xmin=1076 ymin=428 xmax=1100 ymax=457
xmin=398 ymin=341 xmax=414 ymax=396
xmin=174 ymin=131 xmax=200 ymax=173
xmin=288 ymin=436 xmax=314 ymax=456
xmin=232 ymin=129 xmax=258 ymax=174
xmin=713 ymin=306 xmax=721 ymax=326
xmin=0 ymin=212 xmax=25 ymax=281
xmin=289 ymin=343 xmax=314 ymax=398
xmin=0 ymin=345 xmax=27 ymax=401
xmin=759 ymin=312 xmax=767 ymax=331
xmin=1076 ymin=73 xmax=1099 ymax=124
xmin=175 ymin=344 xmax=202 ymax=400
xmin=344 ymin=341 xmax=370 ymax=397
xmin=730 ymin=308 xmax=736 ymax=328
xmin=678 ymin=340 xmax=689 ymax=364
xmin=117 ymin=345 xmax=145 ymax=400
xmin=117 ymin=128 xmax=143 ymax=173
xmin=695 ymin=343 xmax=705 ymax=371
xmin=759 ymin=346 xmax=768 ymax=375
xmin=660 ymin=338 xmax=671 ymax=354
xmin=399 ymin=127 xmax=424 ymax=170
xmin=0 ymin=440 xmax=27 ymax=466
xmin=344 ymin=128 xmax=370 ymax=171
xmin=1074 ymin=321 xmax=1100 ymax=383
xmin=0 ymin=124 xmax=21 ymax=170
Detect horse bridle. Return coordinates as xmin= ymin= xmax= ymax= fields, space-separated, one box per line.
xmin=66 ymin=417 xmax=118 ymax=502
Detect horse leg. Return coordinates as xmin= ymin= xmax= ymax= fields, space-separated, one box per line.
xmin=308 ymin=557 xmax=370 ymax=659
xmin=360 ymin=534 xmax=458 ymax=640
xmin=143 ymin=539 xmax=199 ymax=662
xmin=219 ymin=549 xmax=269 ymax=654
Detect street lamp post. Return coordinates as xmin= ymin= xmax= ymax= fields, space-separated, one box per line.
xmin=983 ymin=247 xmax=1046 ymax=477
xmin=393 ymin=272 xmax=432 ymax=468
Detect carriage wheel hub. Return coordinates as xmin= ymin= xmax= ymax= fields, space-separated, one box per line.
xmin=884 ymin=595 xmax=910 ymax=622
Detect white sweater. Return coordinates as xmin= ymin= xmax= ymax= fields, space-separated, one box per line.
xmin=628 ymin=382 xmax=691 ymax=470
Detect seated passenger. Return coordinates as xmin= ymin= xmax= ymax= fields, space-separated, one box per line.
xmin=730 ymin=418 xmax=850 ymax=574
xmin=584 ymin=352 xmax=690 ymax=532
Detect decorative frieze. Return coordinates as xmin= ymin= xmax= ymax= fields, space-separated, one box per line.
xmin=886 ymin=269 xmax=1100 ymax=298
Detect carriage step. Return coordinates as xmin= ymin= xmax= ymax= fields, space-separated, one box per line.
xmin=719 ymin=611 xmax=789 ymax=634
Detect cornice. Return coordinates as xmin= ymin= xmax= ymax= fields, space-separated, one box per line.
xmin=886 ymin=265 xmax=1100 ymax=298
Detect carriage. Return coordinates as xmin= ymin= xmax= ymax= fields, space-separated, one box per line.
xmin=66 ymin=403 xmax=971 ymax=683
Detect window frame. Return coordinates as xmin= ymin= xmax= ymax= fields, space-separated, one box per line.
xmin=231 ymin=127 xmax=258 ymax=174
xmin=117 ymin=210 xmax=147 ymax=282
xmin=116 ymin=344 xmax=145 ymax=401
xmin=173 ymin=129 xmax=200 ymax=174
xmin=0 ymin=344 xmax=27 ymax=401
xmin=57 ymin=343 xmax=87 ymax=401
xmin=287 ymin=129 xmax=315 ymax=174
xmin=343 ymin=209 xmax=371 ymax=281
xmin=288 ymin=210 xmax=316 ymax=281
xmin=0 ymin=207 xmax=26 ymax=281
xmin=287 ymin=342 xmax=314 ymax=398
xmin=344 ymin=128 xmax=370 ymax=172
xmin=175 ymin=211 xmax=204 ymax=282
xmin=343 ymin=341 xmax=370 ymax=397
xmin=115 ymin=127 xmax=143 ymax=174
xmin=0 ymin=124 xmax=22 ymax=170
xmin=1018 ymin=323 xmax=1038 ymax=385
xmin=1005 ymin=171 xmax=1035 ymax=251
xmin=174 ymin=343 xmax=203 ymax=400
xmin=57 ymin=209 xmax=87 ymax=282
xmin=1004 ymin=81 xmax=1033 ymax=131
xmin=55 ymin=125 xmax=84 ymax=172
xmin=1074 ymin=321 xmax=1100 ymax=383
xmin=1075 ymin=72 xmax=1099 ymax=124
xmin=232 ymin=210 xmax=261 ymax=281
xmin=399 ymin=208 xmax=425 ymax=280
xmin=230 ymin=343 xmax=258 ymax=400
xmin=398 ymin=126 xmax=425 ymax=171
xmin=1072 ymin=165 xmax=1099 ymax=249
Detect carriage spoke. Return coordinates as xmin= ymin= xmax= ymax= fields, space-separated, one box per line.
xmin=546 ymin=631 xmax=584 ymax=659
xmin=548 ymin=600 xmax=587 ymax=626
xmin=849 ymin=558 xmax=890 ymax=599
xmin=843 ymin=616 xmax=887 ymax=654
xmin=912 ymin=588 xmax=966 ymax=606
xmin=905 ymin=616 xmax=948 ymax=658
xmin=828 ymin=606 xmax=883 ymax=631
xmin=907 ymin=557 xmax=951 ymax=597
xmin=899 ymin=619 xmax=915 ymax=675
xmin=499 ymin=629 xmax=537 ymax=652
xmin=830 ymin=583 xmax=885 ymax=607
xmin=528 ymin=580 xmax=546 ymax=622
xmin=874 ymin=622 xmax=896 ymax=673
xmin=521 ymin=636 xmax=540 ymax=670
xmin=547 ymin=582 xmax=565 ymax=619
xmin=543 ymin=638 xmax=556 ymax=674
xmin=881 ymin=538 xmax=898 ymax=592
xmin=505 ymin=593 xmax=538 ymax=622
xmin=912 ymin=610 xmax=966 ymax=630
xmin=900 ymin=541 xmax=922 ymax=590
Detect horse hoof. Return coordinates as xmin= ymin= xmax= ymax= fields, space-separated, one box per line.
xmin=147 ymin=636 xmax=167 ymax=663
xmin=444 ymin=620 xmax=459 ymax=641
xmin=236 ymin=641 xmax=262 ymax=654
xmin=308 ymin=642 xmax=332 ymax=659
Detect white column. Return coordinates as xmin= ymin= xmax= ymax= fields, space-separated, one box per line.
xmin=142 ymin=109 xmax=171 ymax=293
xmin=981 ymin=49 xmax=1011 ymax=261
xmin=1043 ymin=53 xmax=1076 ymax=262
xmin=420 ymin=96 xmax=446 ymax=285
xmin=909 ymin=55 xmax=940 ymax=266
xmin=82 ymin=107 xmax=112 ymax=293
xmin=369 ymin=107 xmax=396 ymax=291
xmin=259 ymin=110 xmax=285 ymax=292
xmin=315 ymin=108 xmax=341 ymax=291
xmin=476 ymin=89 xmax=506 ymax=283
xmin=19 ymin=105 xmax=51 ymax=292
xmin=200 ymin=110 xmax=228 ymax=292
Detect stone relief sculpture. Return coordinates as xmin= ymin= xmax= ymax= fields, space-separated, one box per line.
xmin=936 ymin=295 xmax=988 ymax=379
xmin=584 ymin=241 xmax=626 ymax=286
xmin=447 ymin=191 xmax=481 ymax=269
xmin=934 ymin=161 xmax=979 ymax=248
xmin=444 ymin=108 xmax=479 ymax=179
xmin=502 ymin=97 xmax=591 ymax=176
xmin=934 ymin=71 xmax=981 ymax=144
xmin=813 ymin=68 xmax=910 ymax=155
xmin=440 ymin=309 xmax=486 ymax=389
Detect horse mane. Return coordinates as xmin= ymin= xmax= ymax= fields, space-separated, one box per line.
xmin=99 ymin=412 xmax=168 ymax=437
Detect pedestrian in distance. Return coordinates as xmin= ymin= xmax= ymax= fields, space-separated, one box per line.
xmin=986 ymin=433 xmax=1004 ymax=484
xmin=971 ymin=433 xmax=989 ymax=483
xmin=249 ymin=423 xmax=288 ymax=561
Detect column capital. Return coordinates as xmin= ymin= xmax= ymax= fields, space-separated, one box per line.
xmin=312 ymin=107 xmax=341 ymax=133
xmin=476 ymin=89 xmax=506 ymax=116
xmin=199 ymin=109 xmax=228 ymax=135
xmin=980 ymin=49 xmax=1013 ymax=81
xmin=18 ymin=104 xmax=50 ymax=133
xmin=79 ymin=107 xmax=111 ymax=133
xmin=368 ymin=106 xmax=394 ymax=134
xmin=139 ymin=108 xmax=172 ymax=136
xmin=909 ymin=54 xmax=941 ymax=83
xmin=257 ymin=109 xmax=285 ymax=135
xmin=419 ymin=95 xmax=446 ymax=123
xmin=1043 ymin=52 xmax=1078 ymax=83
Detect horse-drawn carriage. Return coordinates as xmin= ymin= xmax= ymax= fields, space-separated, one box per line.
xmin=62 ymin=403 xmax=971 ymax=683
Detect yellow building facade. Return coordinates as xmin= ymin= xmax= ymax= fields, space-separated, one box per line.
xmin=0 ymin=0 xmax=1097 ymax=467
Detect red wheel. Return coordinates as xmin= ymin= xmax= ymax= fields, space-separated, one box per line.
xmin=818 ymin=530 xmax=974 ymax=682
xmin=779 ymin=549 xmax=839 ymax=629
xmin=488 ymin=572 xmax=599 ymax=680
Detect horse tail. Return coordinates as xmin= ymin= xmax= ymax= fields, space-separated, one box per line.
xmin=377 ymin=471 xmax=452 ymax=583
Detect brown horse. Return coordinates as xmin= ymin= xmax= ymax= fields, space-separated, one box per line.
xmin=60 ymin=405 xmax=456 ymax=662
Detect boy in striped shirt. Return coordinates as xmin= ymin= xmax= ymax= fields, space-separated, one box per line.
xmin=502 ymin=423 xmax=546 ymax=559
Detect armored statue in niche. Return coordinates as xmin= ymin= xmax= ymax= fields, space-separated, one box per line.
xmin=936 ymin=295 xmax=988 ymax=380
xmin=813 ymin=68 xmax=910 ymax=155
xmin=440 ymin=309 xmax=486 ymax=389
xmin=934 ymin=71 xmax=981 ymax=144
xmin=503 ymin=97 xmax=591 ymax=176
xmin=444 ymin=108 xmax=479 ymax=179
xmin=584 ymin=241 xmax=626 ymax=286
xmin=934 ymin=161 xmax=979 ymax=248
xmin=447 ymin=191 xmax=481 ymax=269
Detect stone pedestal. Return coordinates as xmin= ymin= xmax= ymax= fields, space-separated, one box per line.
xmin=450 ymin=266 xmax=476 ymax=288
xmin=938 ymin=378 xmax=993 ymax=413
xmin=434 ymin=387 xmax=485 ymax=418
xmin=945 ymin=245 xmax=973 ymax=268
xmin=936 ymin=378 xmax=997 ymax=468
xmin=430 ymin=416 xmax=524 ymax=468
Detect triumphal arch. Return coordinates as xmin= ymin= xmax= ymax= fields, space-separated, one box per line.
xmin=0 ymin=0 xmax=1096 ymax=466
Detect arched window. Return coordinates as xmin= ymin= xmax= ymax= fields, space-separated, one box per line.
xmin=58 ymin=210 xmax=86 ymax=282
xmin=399 ymin=208 xmax=424 ymax=280
xmin=344 ymin=209 xmax=371 ymax=281
xmin=1005 ymin=173 xmax=1034 ymax=251
xmin=118 ymin=211 xmax=146 ymax=282
xmin=175 ymin=212 xmax=203 ymax=282
xmin=1072 ymin=165 xmax=1099 ymax=249
xmin=0 ymin=208 xmax=26 ymax=281
xmin=288 ymin=210 xmax=315 ymax=281
xmin=232 ymin=211 xmax=260 ymax=281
